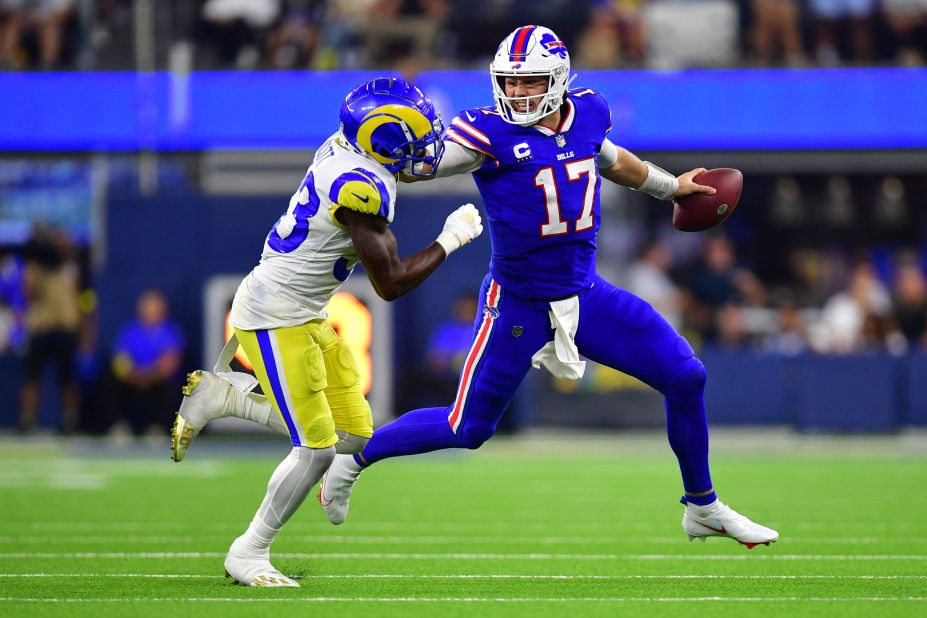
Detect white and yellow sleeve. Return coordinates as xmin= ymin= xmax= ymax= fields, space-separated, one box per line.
xmin=327 ymin=167 xmax=392 ymax=225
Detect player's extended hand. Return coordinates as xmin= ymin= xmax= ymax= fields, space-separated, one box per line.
xmin=673 ymin=168 xmax=718 ymax=200
xmin=435 ymin=203 xmax=484 ymax=256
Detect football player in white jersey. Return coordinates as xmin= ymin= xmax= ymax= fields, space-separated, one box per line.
xmin=170 ymin=77 xmax=483 ymax=587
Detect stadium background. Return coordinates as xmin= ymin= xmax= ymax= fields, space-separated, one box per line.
xmin=2 ymin=1 xmax=927 ymax=615
xmin=2 ymin=0 xmax=927 ymax=434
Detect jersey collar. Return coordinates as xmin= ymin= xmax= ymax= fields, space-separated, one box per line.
xmin=532 ymin=98 xmax=575 ymax=136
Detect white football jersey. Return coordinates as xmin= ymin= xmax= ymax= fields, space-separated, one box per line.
xmin=229 ymin=133 xmax=396 ymax=330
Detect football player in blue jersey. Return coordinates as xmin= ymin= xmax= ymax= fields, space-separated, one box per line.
xmin=319 ymin=26 xmax=779 ymax=548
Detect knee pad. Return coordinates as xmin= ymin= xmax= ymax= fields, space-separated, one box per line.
xmin=303 ymin=415 xmax=337 ymax=447
xmin=667 ymin=358 xmax=707 ymax=397
xmin=334 ymin=430 xmax=369 ymax=455
xmin=456 ymin=422 xmax=495 ymax=450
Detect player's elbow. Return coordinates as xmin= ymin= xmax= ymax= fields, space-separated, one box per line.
xmin=372 ymin=279 xmax=403 ymax=302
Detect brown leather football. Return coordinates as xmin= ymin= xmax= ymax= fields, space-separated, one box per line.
xmin=672 ymin=168 xmax=743 ymax=232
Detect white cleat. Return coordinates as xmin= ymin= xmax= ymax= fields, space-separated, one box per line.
xmin=224 ymin=536 xmax=299 ymax=588
xmin=682 ymin=499 xmax=779 ymax=549
xmin=171 ymin=370 xmax=234 ymax=462
xmin=317 ymin=454 xmax=363 ymax=525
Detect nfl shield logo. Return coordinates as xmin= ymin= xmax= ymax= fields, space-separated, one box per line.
xmin=555 ymin=134 xmax=566 ymax=148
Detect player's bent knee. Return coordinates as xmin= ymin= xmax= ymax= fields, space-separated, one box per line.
xmin=667 ymin=358 xmax=707 ymax=396
xmin=304 ymin=415 xmax=338 ymax=449
xmin=335 ymin=430 xmax=368 ymax=455
xmin=292 ymin=444 xmax=336 ymax=469
xmin=455 ymin=423 xmax=495 ymax=450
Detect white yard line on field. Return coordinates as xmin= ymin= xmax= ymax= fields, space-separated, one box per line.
xmin=0 ymin=521 xmax=921 ymax=533
xmin=1 ymin=573 xmax=926 ymax=580
xmin=0 ymin=597 xmax=926 ymax=603
xmin=1 ymin=552 xmax=926 ymax=560
xmin=0 ymin=535 xmax=911 ymax=545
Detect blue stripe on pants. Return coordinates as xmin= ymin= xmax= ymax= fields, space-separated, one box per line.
xmin=256 ymin=329 xmax=301 ymax=446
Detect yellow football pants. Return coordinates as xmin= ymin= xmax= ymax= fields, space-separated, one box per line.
xmin=234 ymin=320 xmax=373 ymax=448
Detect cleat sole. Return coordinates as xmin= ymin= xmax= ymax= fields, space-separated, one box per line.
xmin=740 ymin=539 xmax=774 ymax=550
xmin=182 ymin=370 xmax=203 ymax=396
xmin=170 ymin=413 xmax=199 ymax=463
xmin=171 ymin=371 xmax=206 ymax=462
xmin=251 ymin=574 xmax=298 ymax=587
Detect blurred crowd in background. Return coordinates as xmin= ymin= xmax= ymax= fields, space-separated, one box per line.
xmin=2 ymin=0 xmax=926 ymax=435
xmin=3 ymin=171 xmax=927 ymax=435
xmin=0 ymin=227 xmax=184 ymax=436
xmin=1 ymin=0 xmax=926 ymax=72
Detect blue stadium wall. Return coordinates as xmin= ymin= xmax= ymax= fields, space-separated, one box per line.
xmin=2 ymin=69 xmax=926 ymax=151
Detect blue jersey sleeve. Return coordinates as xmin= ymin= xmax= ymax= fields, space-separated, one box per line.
xmin=445 ymin=108 xmax=502 ymax=173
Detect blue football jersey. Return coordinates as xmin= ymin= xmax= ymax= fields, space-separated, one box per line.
xmin=445 ymin=89 xmax=613 ymax=301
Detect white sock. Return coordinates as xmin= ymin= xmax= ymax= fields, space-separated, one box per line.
xmin=688 ymin=499 xmax=721 ymax=516
xmin=231 ymin=391 xmax=290 ymax=437
xmin=238 ymin=445 xmax=336 ymax=555
xmin=335 ymin=431 xmax=369 ymax=455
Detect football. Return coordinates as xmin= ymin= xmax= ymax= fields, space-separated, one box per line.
xmin=672 ymin=168 xmax=743 ymax=232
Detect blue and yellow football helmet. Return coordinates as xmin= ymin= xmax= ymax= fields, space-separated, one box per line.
xmin=339 ymin=78 xmax=445 ymax=177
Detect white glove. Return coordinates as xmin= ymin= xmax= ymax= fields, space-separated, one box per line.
xmin=435 ymin=203 xmax=483 ymax=256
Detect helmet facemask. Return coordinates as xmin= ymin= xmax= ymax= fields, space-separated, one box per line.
xmin=398 ymin=116 xmax=446 ymax=177
xmin=490 ymin=64 xmax=570 ymax=126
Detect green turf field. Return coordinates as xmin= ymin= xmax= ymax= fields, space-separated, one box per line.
xmin=1 ymin=432 xmax=925 ymax=617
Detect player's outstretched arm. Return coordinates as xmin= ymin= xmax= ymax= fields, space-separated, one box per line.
xmin=399 ymin=142 xmax=485 ymax=183
xmin=338 ymin=204 xmax=483 ymax=301
xmin=598 ymin=141 xmax=715 ymax=201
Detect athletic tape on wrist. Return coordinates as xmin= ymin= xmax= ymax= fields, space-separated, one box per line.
xmin=435 ymin=231 xmax=460 ymax=256
xmin=638 ymin=161 xmax=679 ymax=201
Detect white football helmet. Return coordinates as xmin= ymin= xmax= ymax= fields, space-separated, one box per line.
xmin=490 ymin=25 xmax=574 ymax=126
